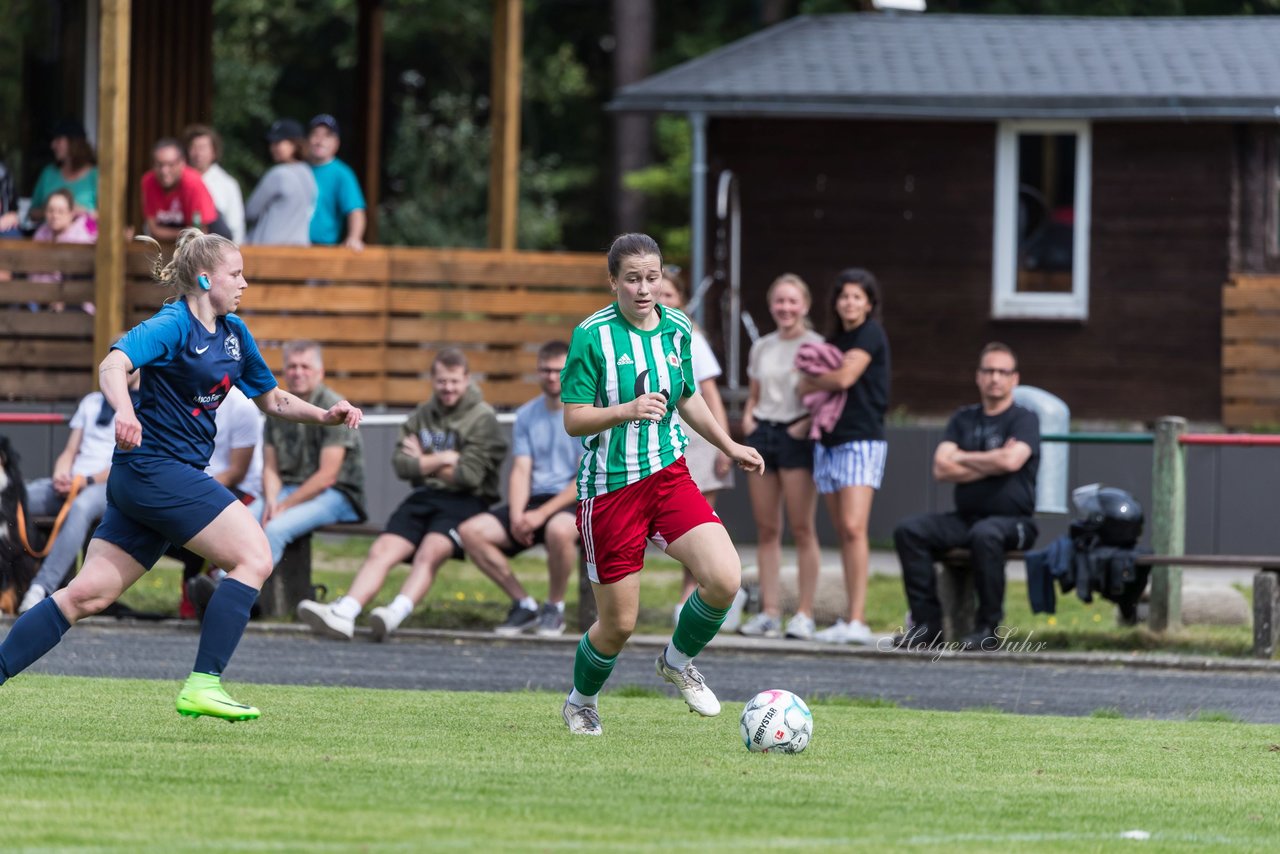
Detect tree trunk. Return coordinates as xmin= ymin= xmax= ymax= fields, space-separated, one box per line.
xmin=611 ymin=0 xmax=653 ymax=235
xmin=761 ymin=0 xmax=789 ymax=25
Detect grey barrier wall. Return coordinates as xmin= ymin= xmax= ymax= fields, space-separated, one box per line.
xmin=4 ymin=413 xmax=1278 ymax=556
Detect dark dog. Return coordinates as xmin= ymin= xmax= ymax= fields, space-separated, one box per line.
xmin=0 ymin=435 xmax=42 ymax=614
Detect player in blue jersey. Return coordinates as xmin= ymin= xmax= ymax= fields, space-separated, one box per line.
xmin=0 ymin=229 xmax=363 ymax=721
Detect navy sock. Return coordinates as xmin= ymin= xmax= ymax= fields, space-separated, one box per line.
xmin=0 ymin=597 xmax=71 ymax=685
xmin=193 ymin=578 xmax=259 ymax=677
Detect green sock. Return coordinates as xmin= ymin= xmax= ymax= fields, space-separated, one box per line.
xmin=573 ymin=633 xmax=617 ymax=697
xmin=671 ymin=589 xmax=731 ymax=659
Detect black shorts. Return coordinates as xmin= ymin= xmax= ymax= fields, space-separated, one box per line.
xmin=746 ymin=420 xmax=815 ymax=472
xmin=490 ymin=494 xmax=573 ymax=557
xmin=385 ymin=488 xmax=488 ymax=560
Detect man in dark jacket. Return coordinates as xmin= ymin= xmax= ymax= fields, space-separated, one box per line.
xmin=893 ymin=342 xmax=1040 ymax=650
xmin=296 ymin=348 xmax=507 ymax=642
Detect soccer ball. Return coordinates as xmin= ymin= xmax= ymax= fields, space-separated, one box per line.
xmin=740 ymin=689 xmax=813 ymax=754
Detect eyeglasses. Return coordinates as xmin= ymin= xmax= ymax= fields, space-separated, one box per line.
xmin=154 ymin=158 xmax=183 ymax=169
xmin=977 ymin=367 xmax=1016 ymax=378
xmin=536 ymin=366 xmax=563 ymax=375
xmin=662 ymin=265 xmax=682 ymax=275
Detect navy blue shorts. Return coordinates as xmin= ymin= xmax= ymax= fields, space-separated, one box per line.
xmin=95 ymin=457 xmax=238 ymax=570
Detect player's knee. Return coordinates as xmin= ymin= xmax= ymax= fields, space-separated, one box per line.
xmin=598 ymin=616 xmax=636 ymax=646
xmin=236 ymin=550 xmax=274 ymax=585
xmin=60 ymin=586 xmax=111 ymax=620
xmin=701 ymin=566 xmax=741 ymax=606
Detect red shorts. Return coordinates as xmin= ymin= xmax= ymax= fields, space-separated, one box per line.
xmin=577 ymin=457 xmax=722 ymax=585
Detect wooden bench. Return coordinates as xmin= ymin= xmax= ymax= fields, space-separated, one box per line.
xmin=940 ymin=549 xmax=1280 ymax=658
xmin=268 ymin=523 xmax=598 ymax=628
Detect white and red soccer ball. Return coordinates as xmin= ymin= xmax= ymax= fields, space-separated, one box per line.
xmin=740 ymin=689 xmax=813 ymax=754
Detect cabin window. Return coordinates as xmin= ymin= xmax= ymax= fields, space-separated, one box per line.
xmin=992 ymin=121 xmax=1092 ymax=320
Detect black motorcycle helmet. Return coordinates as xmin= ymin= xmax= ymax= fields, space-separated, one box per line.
xmin=1071 ymin=484 xmax=1144 ymax=547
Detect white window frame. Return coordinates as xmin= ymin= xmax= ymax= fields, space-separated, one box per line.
xmin=992 ymin=120 xmax=1092 ymax=320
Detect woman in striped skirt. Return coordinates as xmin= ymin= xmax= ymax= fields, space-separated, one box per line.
xmin=797 ymin=268 xmax=890 ymax=645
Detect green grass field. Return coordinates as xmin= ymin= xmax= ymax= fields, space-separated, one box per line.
xmin=2 ymin=675 xmax=1278 ymax=851
xmin=114 ymin=537 xmax=1258 ymax=658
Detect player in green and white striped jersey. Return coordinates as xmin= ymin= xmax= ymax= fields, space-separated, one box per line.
xmin=557 ymin=233 xmax=764 ymax=736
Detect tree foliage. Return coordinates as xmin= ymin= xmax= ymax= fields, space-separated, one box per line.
xmin=206 ymin=0 xmax=1280 ymax=254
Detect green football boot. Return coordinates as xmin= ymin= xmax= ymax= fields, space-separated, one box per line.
xmin=175 ymin=672 xmax=261 ymax=722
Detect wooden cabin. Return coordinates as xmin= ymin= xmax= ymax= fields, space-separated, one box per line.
xmin=611 ymin=13 xmax=1280 ymax=427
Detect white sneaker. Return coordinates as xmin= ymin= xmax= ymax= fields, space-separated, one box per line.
xmin=784 ymin=613 xmax=816 ymax=641
xmin=738 ymin=612 xmax=782 ymax=638
xmin=368 ymin=606 xmax=403 ymax=642
xmin=296 ymin=600 xmax=355 ymax=640
xmin=18 ymin=584 xmax=47 ymax=614
xmin=562 ymin=699 xmax=603 ymax=736
xmin=814 ymin=618 xmax=873 ymax=645
xmin=656 ymin=653 xmax=721 ymax=717
xmin=721 ymin=587 xmax=748 ymax=633
xmin=845 ymin=619 xmax=873 ymax=645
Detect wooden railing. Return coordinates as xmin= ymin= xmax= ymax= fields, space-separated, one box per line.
xmin=0 ymin=242 xmax=606 ymax=408
xmin=1223 ymin=274 xmax=1280 ymax=430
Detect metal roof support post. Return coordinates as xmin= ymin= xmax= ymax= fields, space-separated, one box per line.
xmin=717 ymin=169 xmax=741 ymax=393
xmin=689 ymin=111 xmax=707 ymax=326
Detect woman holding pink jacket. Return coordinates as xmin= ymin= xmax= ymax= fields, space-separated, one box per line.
xmin=796 ymin=268 xmax=890 ymax=644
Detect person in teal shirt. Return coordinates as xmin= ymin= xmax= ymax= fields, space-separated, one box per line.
xmin=30 ymin=118 xmax=99 ymax=222
xmin=306 ymin=114 xmax=366 ymax=249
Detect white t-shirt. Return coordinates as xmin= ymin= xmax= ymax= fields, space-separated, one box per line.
xmin=201 ymin=162 xmax=247 ymax=244
xmin=747 ymin=329 xmax=824 ymax=423
xmin=68 ymin=392 xmax=118 ymax=476
xmin=207 ymin=386 xmax=264 ymax=499
xmin=690 ymin=329 xmax=722 ymax=384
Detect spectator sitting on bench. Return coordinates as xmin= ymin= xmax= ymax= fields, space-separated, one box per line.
xmin=892 ymin=342 xmax=1040 ymax=651
xmin=19 ymin=367 xmax=140 ymax=613
xmin=296 ymin=348 xmax=508 ymax=641
xmin=457 ymin=340 xmax=581 ymax=637
xmin=257 ymin=340 xmax=366 ymax=566
xmin=177 ymin=385 xmax=265 ymax=620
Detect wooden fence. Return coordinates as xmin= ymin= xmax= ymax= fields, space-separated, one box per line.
xmin=1223 ymin=273 xmax=1280 ymax=429
xmin=0 ymin=242 xmax=607 ymax=409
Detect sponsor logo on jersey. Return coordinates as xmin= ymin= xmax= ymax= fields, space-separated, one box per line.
xmin=666 ymin=352 xmax=680 ymax=368
xmin=616 ymin=353 xmax=634 ymax=366
xmin=630 ymin=370 xmax=672 ymax=429
xmin=190 ymin=374 xmax=232 ymax=417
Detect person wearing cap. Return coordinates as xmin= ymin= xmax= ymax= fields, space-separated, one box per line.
xmin=29 ymin=118 xmax=99 ymax=223
xmin=306 ymin=114 xmax=366 ymax=251
xmin=244 ymin=119 xmax=317 ymax=246
xmin=184 ymin=124 xmax=246 ymax=244
xmin=141 ymin=137 xmax=220 ymax=241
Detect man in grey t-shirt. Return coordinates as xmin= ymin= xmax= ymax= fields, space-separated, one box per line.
xmin=457 ymin=340 xmax=581 ymax=637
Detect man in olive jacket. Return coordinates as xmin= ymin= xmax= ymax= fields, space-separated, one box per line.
xmin=297 ymin=348 xmax=508 ymax=641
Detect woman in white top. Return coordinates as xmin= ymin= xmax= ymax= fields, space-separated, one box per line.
xmin=655 ymin=267 xmax=737 ymax=623
xmin=738 ymin=274 xmax=824 ymax=640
